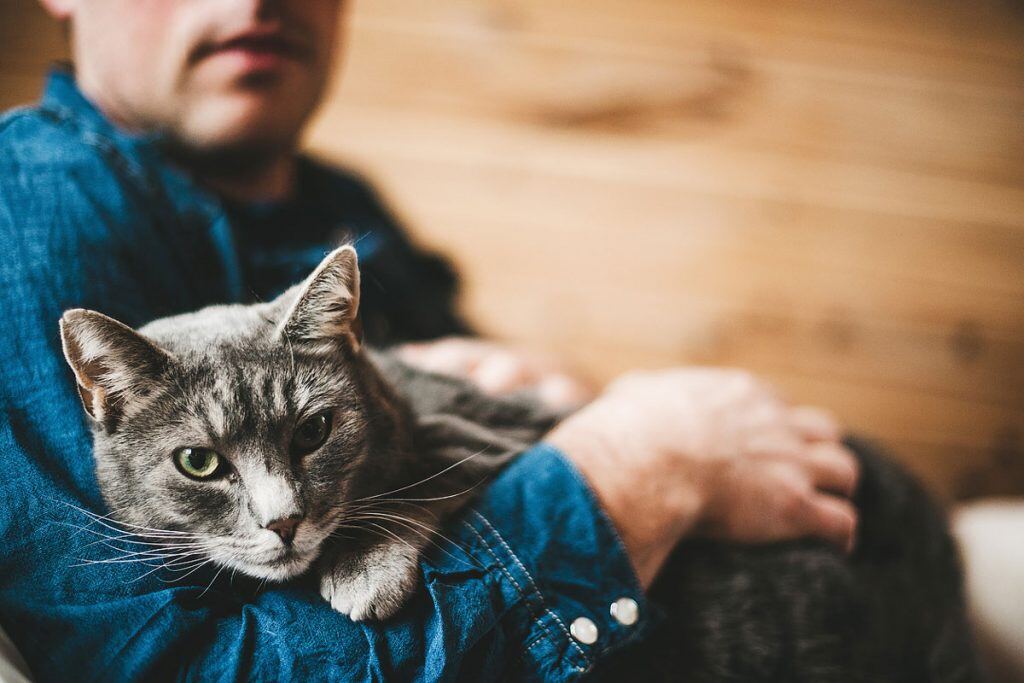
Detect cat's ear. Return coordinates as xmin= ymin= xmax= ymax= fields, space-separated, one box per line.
xmin=276 ymin=245 xmax=362 ymax=352
xmin=59 ymin=309 xmax=173 ymax=426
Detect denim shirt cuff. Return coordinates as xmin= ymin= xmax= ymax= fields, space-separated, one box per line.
xmin=457 ymin=443 xmax=652 ymax=680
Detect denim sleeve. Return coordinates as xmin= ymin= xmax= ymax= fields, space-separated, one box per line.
xmin=175 ymin=445 xmax=650 ymax=682
xmin=2 ymin=430 xmax=650 ymax=681
xmin=0 ymin=127 xmax=649 ymax=680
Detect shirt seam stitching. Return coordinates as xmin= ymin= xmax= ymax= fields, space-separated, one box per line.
xmin=462 ymin=521 xmax=580 ymax=673
xmin=471 ymin=510 xmax=590 ymax=664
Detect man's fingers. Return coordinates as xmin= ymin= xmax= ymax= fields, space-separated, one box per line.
xmin=471 ymin=352 xmax=532 ymax=394
xmin=789 ymin=405 xmax=841 ymax=442
xmin=805 ymin=443 xmax=860 ymax=497
xmin=537 ymin=374 xmax=594 ymax=410
xmin=744 ymin=429 xmax=804 ymax=458
xmin=805 ymin=494 xmax=858 ymax=553
xmin=397 ymin=339 xmax=481 ymax=375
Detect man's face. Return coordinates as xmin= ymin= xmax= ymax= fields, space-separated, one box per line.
xmin=59 ymin=0 xmax=343 ymax=153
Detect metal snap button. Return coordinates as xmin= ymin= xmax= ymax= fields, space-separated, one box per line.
xmin=610 ymin=597 xmax=639 ymax=626
xmin=569 ymin=616 xmax=599 ymax=645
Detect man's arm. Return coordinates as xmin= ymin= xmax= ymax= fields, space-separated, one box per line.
xmin=0 ymin=131 xmax=645 ymax=681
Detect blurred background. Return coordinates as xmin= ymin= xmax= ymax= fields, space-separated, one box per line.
xmin=2 ymin=0 xmax=1023 ymax=504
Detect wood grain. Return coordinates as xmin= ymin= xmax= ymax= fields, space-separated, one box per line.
xmin=305 ymin=0 xmax=1024 ymax=501
xmin=2 ymin=0 xmax=1022 ymax=501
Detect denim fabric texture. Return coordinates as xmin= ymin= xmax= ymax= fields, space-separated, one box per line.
xmin=0 ymin=70 xmax=647 ymax=681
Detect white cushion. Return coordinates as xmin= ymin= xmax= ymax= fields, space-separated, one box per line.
xmin=954 ymin=499 xmax=1024 ymax=683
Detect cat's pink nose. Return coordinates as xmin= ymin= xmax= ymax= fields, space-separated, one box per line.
xmin=265 ymin=516 xmax=301 ymax=545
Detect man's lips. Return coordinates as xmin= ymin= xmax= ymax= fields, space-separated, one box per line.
xmin=193 ymin=28 xmax=311 ymax=68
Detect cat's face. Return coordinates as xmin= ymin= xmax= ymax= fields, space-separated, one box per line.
xmin=60 ymin=247 xmax=405 ymax=580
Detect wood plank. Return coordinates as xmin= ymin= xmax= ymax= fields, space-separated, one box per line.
xmin=3 ymin=0 xmax=1021 ymax=501
xmin=0 ymin=1 xmax=66 ymax=109
xmin=305 ymin=0 xmax=1024 ymax=501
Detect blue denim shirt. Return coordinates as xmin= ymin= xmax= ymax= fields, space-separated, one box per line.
xmin=0 ymin=70 xmax=648 ymax=681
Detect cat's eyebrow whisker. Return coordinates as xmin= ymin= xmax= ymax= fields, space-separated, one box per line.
xmin=350 ymin=448 xmax=490 ymax=504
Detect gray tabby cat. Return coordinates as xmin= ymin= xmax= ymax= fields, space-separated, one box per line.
xmin=59 ymin=246 xmax=981 ymax=680
xmin=59 ymin=246 xmax=556 ymax=621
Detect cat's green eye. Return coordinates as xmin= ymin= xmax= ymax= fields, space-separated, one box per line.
xmin=174 ymin=447 xmax=223 ymax=480
xmin=291 ymin=411 xmax=333 ymax=456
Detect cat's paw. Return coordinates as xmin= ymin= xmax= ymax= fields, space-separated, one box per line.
xmin=319 ymin=542 xmax=420 ymax=621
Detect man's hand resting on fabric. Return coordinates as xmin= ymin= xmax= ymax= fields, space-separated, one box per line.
xmin=546 ymin=368 xmax=860 ymax=589
xmin=399 ymin=339 xmax=858 ymax=589
xmin=398 ymin=336 xmax=595 ymax=410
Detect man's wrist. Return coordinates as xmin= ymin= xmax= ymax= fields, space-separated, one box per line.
xmin=545 ymin=428 xmax=706 ymax=589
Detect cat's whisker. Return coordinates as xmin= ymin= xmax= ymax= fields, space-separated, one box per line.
xmin=156 ymin=557 xmax=215 ymax=585
xmin=345 ymin=511 xmax=480 ymax=570
xmin=71 ymin=550 xmax=202 ymax=567
xmin=375 ymin=520 xmax=478 ymax=572
xmin=55 ymin=522 xmax=207 ymax=567
xmin=59 ymin=503 xmax=204 ymax=540
xmin=340 ymin=499 xmax=469 ymax=551
xmin=362 ymin=522 xmax=420 ymax=555
xmin=343 ymin=499 xmax=437 ymax=520
xmin=349 ymin=448 xmax=490 ymax=504
xmin=343 ymin=478 xmax=488 ymax=520
xmin=198 ymin=562 xmax=228 ymax=598
xmin=381 ymin=480 xmax=488 ymax=504
xmin=75 ymin=530 xmax=206 ymax=551
xmin=162 ymin=556 xmax=213 ymax=573
xmin=80 ymin=532 xmax=203 ymax=550
xmin=52 ymin=520 xmax=140 ymax=543
xmin=72 ymin=510 xmax=204 ymax=540
xmin=349 ymin=511 xmax=463 ymax=552
xmin=70 ymin=547 xmax=207 ymax=567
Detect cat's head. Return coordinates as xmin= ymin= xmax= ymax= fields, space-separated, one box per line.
xmin=59 ymin=246 xmax=408 ymax=581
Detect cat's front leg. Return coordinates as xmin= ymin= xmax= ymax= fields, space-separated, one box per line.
xmin=319 ymin=540 xmax=422 ymax=621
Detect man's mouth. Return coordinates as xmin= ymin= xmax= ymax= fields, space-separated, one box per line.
xmin=193 ymin=27 xmax=312 ymax=72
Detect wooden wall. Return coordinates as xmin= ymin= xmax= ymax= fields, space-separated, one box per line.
xmin=3 ymin=0 xmax=1023 ymax=501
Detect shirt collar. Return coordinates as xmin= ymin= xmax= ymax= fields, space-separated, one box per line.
xmin=40 ymin=64 xmax=169 ymax=155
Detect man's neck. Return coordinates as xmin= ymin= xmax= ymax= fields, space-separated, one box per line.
xmin=162 ymin=142 xmax=301 ymax=204
xmin=195 ymin=154 xmax=298 ymax=204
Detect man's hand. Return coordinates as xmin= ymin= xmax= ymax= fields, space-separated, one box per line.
xmin=398 ymin=337 xmax=595 ymax=410
xmin=545 ymin=368 xmax=859 ymax=589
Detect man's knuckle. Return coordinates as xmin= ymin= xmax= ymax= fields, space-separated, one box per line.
xmin=780 ymin=487 xmax=812 ymax=520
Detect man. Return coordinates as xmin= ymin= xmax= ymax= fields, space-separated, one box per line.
xmin=0 ymin=0 xmax=869 ymax=679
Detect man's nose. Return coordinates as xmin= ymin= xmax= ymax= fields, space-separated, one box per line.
xmin=265 ymin=516 xmax=302 ymax=545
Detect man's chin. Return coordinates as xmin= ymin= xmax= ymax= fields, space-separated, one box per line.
xmin=177 ymin=94 xmax=310 ymax=157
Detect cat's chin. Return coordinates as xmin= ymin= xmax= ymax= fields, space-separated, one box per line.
xmin=214 ymin=548 xmax=316 ymax=582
